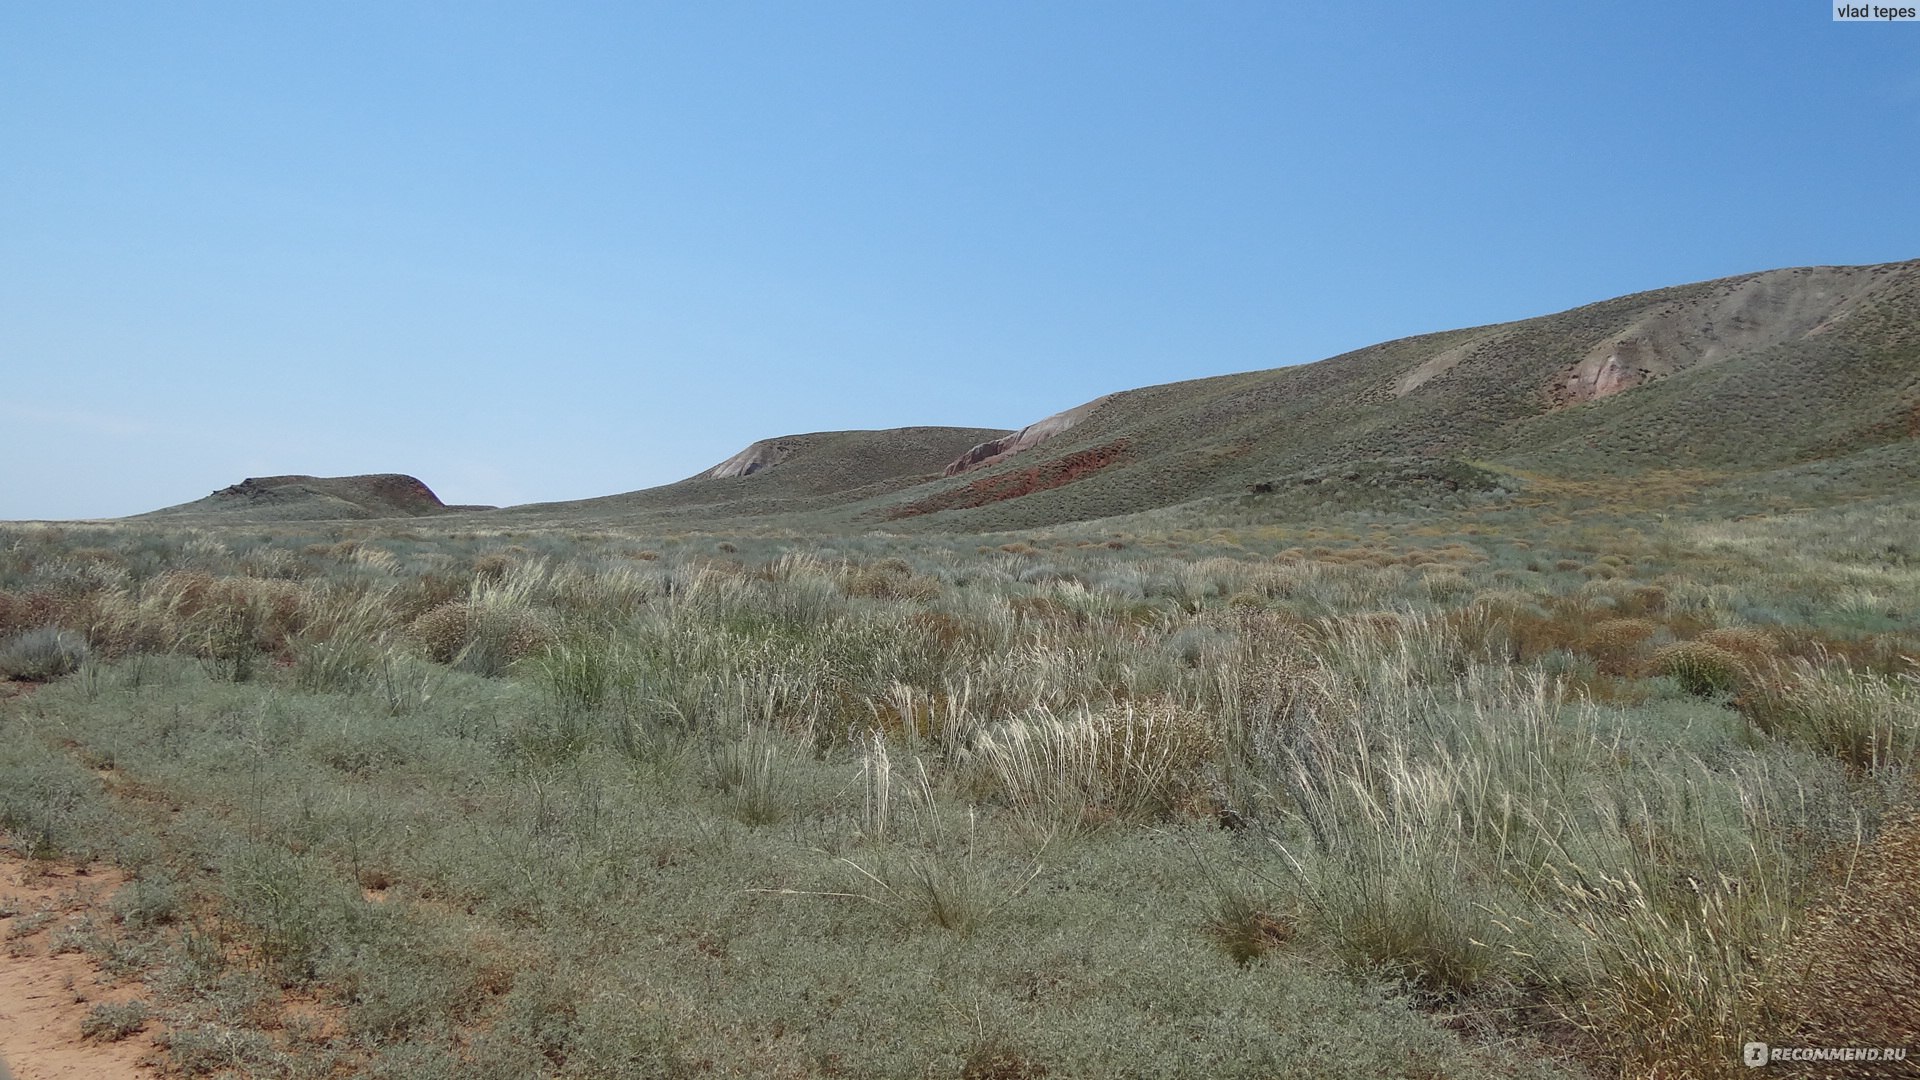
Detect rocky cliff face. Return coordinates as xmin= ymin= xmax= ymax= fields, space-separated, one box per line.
xmin=943 ymin=395 xmax=1112 ymax=476
xmin=706 ymin=438 xmax=802 ymax=478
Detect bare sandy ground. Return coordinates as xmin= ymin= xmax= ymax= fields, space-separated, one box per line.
xmin=0 ymin=857 xmax=159 ymax=1080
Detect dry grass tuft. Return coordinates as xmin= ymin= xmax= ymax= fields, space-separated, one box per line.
xmin=1584 ymin=617 xmax=1658 ymax=675
xmin=1699 ymin=626 xmax=1778 ymax=661
xmin=1762 ymin=814 xmax=1920 ymax=1069
xmin=973 ymin=698 xmax=1217 ymax=840
xmin=409 ymin=599 xmax=554 ymax=674
xmin=1207 ymin=888 xmax=1295 ymax=966
xmin=1654 ymin=640 xmax=1748 ymax=697
xmin=1736 ymin=659 xmax=1918 ymax=773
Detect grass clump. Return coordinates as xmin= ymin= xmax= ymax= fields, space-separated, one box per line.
xmin=1654 ymin=639 xmax=1747 ymax=697
xmin=1737 ymin=658 xmax=1919 ymax=772
xmin=1206 ymin=885 xmax=1294 ymax=966
xmin=409 ymin=597 xmax=553 ymax=676
xmin=1583 ymin=616 xmax=1657 ymax=674
xmin=971 ymin=699 xmax=1215 ymax=841
xmin=707 ymin=726 xmax=801 ymax=825
xmin=839 ymin=760 xmax=1043 ymax=933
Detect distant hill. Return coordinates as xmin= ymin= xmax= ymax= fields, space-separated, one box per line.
xmin=457 ymin=258 xmax=1920 ymax=532
xmin=137 ymin=474 xmax=482 ymax=522
xmin=123 ymin=259 xmax=1920 ymax=530
xmin=482 ymin=426 xmax=1014 ymax=526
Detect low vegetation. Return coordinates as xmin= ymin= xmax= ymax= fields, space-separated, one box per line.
xmin=0 ymin=488 xmax=1914 ymax=1078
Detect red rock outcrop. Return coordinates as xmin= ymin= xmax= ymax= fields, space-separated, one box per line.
xmin=891 ymin=439 xmax=1130 ymax=518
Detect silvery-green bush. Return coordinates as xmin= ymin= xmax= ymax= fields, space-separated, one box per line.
xmin=0 ymin=627 xmax=90 ymax=681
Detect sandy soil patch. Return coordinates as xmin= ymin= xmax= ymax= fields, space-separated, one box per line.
xmin=0 ymin=857 xmax=160 ymax=1080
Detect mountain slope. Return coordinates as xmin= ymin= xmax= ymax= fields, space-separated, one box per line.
xmin=846 ymin=259 xmax=1920 ymax=531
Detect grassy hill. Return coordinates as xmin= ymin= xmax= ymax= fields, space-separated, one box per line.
xmin=136 ymin=474 xmax=479 ymax=522
xmin=837 ymin=259 xmax=1920 ymax=532
xmin=478 ymin=426 xmax=1012 ymax=527
xmin=127 ymin=259 xmax=1920 ymax=530
xmin=465 ymin=258 xmax=1920 ymax=533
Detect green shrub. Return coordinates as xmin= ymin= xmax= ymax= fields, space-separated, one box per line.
xmin=0 ymin=627 xmax=90 ymax=681
xmin=113 ymin=873 xmax=182 ymax=929
xmin=79 ymin=999 xmax=149 ymax=1041
xmin=160 ymin=1020 xmax=280 ymax=1075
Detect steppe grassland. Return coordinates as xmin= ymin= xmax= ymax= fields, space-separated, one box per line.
xmin=0 ymin=499 xmax=1915 ymax=1079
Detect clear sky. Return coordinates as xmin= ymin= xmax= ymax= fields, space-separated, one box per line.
xmin=3 ymin=2 xmax=1917 ymax=520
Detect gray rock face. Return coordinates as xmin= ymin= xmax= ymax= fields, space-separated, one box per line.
xmin=944 ymin=395 xmax=1112 ymax=476
xmin=706 ymin=438 xmax=804 ymax=479
xmin=1551 ymin=264 xmax=1896 ymax=405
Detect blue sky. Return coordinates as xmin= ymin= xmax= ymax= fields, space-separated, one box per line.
xmin=3 ymin=2 xmax=1916 ymax=519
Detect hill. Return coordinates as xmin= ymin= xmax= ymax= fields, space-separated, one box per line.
xmin=480 ymin=426 xmax=1013 ymax=526
xmin=124 ymin=259 xmax=1920 ymax=530
xmin=840 ymin=259 xmax=1920 ymax=531
xmin=136 ymin=474 xmax=479 ymax=522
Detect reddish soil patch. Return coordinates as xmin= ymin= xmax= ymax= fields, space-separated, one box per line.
xmin=0 ymin=858 xmax=159 ymax=1080
xmin=890 ymin=439 xmax=1130 ymax=518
